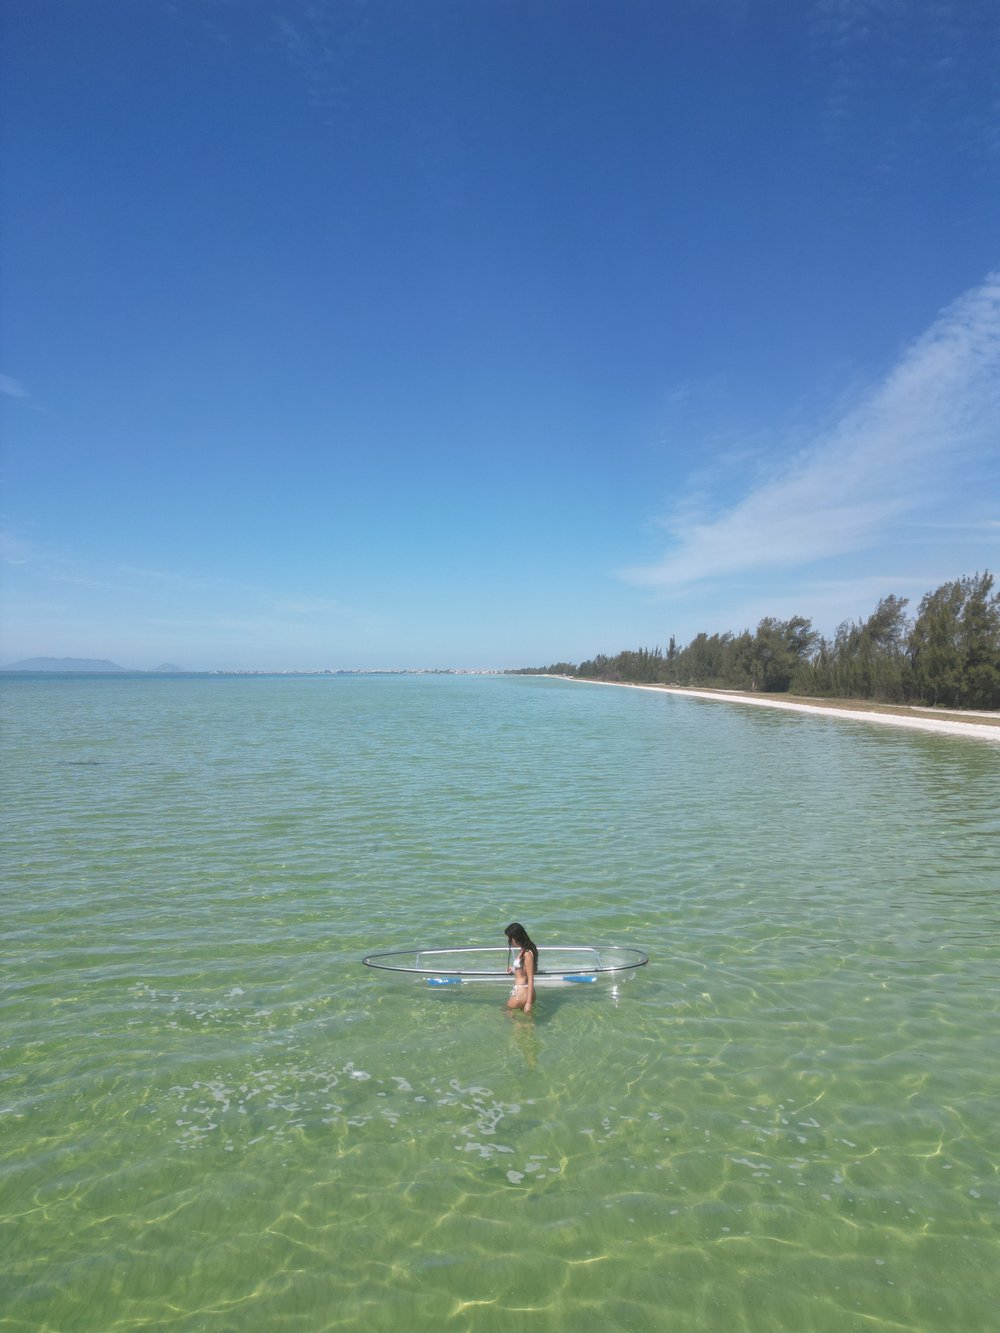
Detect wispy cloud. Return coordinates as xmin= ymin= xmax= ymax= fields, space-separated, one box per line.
xmin=0 ymin=374 xmax=29 ymax=399
xmin=624 ymin=273 xmax=1000 ymax=592
xmin=809 ymin=0 xmax=1000 ymax=161
xmin=0 ymin=529 xmax=378 ymax=629
xmin=271 ymin=0 xmax=372 ymax=116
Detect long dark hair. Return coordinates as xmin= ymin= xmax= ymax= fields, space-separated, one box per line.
xmin=505 ymin=922 xmax=537 ymax=968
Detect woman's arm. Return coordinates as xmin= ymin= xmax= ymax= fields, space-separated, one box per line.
xmin=523 ymin=949 xmax=536 ymax=1014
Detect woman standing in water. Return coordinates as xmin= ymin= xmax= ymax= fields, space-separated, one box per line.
xmin=505 ymin=922 xmax=537 ymax=1015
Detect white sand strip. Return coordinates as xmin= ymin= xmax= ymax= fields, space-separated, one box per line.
xmin=554 ymin=678 xmax=1000 ymax=743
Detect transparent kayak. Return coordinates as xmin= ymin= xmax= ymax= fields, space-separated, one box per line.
xmin=361 ymin=945 xmax=649 ymax=987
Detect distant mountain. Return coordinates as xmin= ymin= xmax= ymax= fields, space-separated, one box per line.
xmin=149 ymin=663 xmax=183 ymax=673
xmin=0 ymin=657 xmax=128 ymax=672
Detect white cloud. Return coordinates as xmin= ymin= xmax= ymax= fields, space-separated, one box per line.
xmin=0 ymin=525 xmax=385 ymax=669
xmin=624 ymin=273 xmax=1000 ymax=592
xmin=808 ymin=0 xmax=1000 ymax=159
xmin=0 ymin=529 xmax=32 ymax=564
xmin=0 ymin=374 xmax=29 ymax=399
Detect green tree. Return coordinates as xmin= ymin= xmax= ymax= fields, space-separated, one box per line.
xmin=747 ymin=616 xmax=817 ymax=691
xmin=676 ymin=631 xmax=733 ymax=685
xmin=855 ymin=595 xmax=911 ymax=700
xmin=566 ymin=573 xmax=994 ymax=707
xmin=909 ymin=580 xmax=966 ymax=706
xmin=957 ymin=571 xmax=1000 ymax=707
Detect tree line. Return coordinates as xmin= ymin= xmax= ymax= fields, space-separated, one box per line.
xmin=513 ymin=571 xmax=1000 ymax=710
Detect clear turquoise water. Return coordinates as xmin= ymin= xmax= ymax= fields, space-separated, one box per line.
xmin=2 ymin=673 xmax=998 ymax=1332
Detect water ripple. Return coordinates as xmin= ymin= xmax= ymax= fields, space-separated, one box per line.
xmin=2 ymin=674 xmax=998 ymax=1331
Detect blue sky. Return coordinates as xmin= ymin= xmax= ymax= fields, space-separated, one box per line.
xmin=2 ymin=0 xmax=998 ymax=671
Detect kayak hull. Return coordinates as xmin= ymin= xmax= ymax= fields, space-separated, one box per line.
xmin=361 ymin=945 xmax=648 ymax=987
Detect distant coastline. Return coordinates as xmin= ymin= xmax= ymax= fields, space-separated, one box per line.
xmin=550 ymin=676 xmax=1000 ymax=744
xmin=0 ymin=657 xmax=182 ymax=674
xmin=0 ymin=658 xmax=504 ymax=677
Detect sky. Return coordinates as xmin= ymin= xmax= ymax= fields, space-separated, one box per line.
xmin=1 ymin=0 xmax=998 ymax=671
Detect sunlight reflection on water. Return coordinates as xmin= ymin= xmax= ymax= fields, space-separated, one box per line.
xmin=2 ymin=674 xmax=999 ymax=1331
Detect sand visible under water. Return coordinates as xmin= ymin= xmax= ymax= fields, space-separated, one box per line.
xmin=557 ymin=678 xmax=1000 ymax=743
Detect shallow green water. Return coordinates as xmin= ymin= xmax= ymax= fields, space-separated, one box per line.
xmin=2 ymin=673 xmax=999 ymax=1332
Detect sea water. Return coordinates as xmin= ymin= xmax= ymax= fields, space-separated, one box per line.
xmin=2 ymin=673 xmax=998 ymax=1332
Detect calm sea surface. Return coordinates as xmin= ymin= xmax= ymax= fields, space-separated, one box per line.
xmin=2 ymin=673 xmax=999 ymax=1332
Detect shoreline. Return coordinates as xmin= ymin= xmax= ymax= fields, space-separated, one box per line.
xmin=546 ymin=677 xmax=1000 ymax=743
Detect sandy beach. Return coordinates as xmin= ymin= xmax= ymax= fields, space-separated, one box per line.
xmin=555 ymin=678 xmax=1000 ymax=743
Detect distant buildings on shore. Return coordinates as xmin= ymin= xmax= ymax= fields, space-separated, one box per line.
xmin=0 ymin=658 xmax=509 ymax=676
